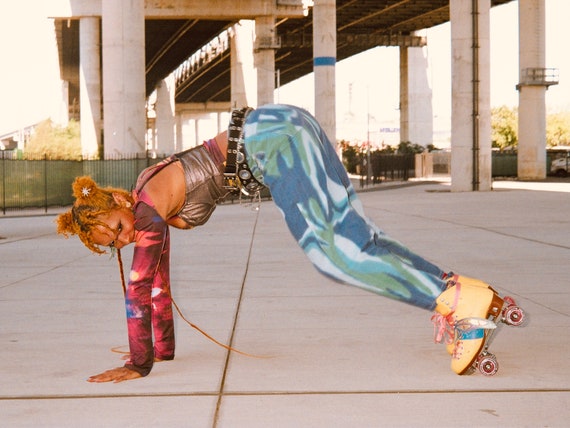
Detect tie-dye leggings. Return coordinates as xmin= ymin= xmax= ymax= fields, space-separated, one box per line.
xmin=243 ymin=104 xmax=447 ymax=311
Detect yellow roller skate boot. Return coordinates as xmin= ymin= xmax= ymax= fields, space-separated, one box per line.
xmin=435 ymin=273 xmax=499 ymax=355
xmin=443 ymin=272 xmax=498 ymax=293
xmin=433 ymin=282 xmax=504 ymax=375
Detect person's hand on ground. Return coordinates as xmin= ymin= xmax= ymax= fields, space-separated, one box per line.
xmin=87 ymin=367 xmax=142 ymax=383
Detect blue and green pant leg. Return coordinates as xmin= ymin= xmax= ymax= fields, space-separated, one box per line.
xmin=243 ymin=104 xmax=448 ymax=310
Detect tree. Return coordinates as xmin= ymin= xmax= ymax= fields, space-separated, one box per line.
xmin=491 ymin=106 xmax=518 ymax=150
xmin=546 ymin=111 xmax=570 ymax=147
xmin=24 ymin=119 xmax=82 ymax=160
xmin=491 ymin=106 xmax=570 ymax=150
xmin=397 ymin=141 xmax=425 ymax=154
xmin=340 ymin=140 xmax=359 ymax=174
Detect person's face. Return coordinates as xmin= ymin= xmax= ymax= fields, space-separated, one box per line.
xmin=91 ymin=208 xmax=136 ymax=250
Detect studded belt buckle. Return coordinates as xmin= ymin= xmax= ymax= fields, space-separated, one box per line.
xmin=224 ymin=107 xmax=265 ymax=197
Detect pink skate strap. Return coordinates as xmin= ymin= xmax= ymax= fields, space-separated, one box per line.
xmin=431 ymin=282 xmax=462 ymax=344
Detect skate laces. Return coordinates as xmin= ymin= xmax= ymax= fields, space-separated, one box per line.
xmin=452 ymin=340 xmax=464 ymax=359
xmin=451 ymin=320 xmax=496 ymax=360
xmin=432 ymin=313 xmax=496 ymax=346
xmin=431 ymin=313 xmax=455 ymax=345
xmin=431 ymin=280 xmax=461 ymax=345
xmin=430 ymin=312 xmax=468 ymax=360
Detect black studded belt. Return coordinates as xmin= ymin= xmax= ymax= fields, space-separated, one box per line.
xmin=224 ymin=107 xmax=265 ymax=197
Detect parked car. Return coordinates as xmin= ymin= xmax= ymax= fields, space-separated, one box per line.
xmin=549 ymin=146 xmax=570 ymax=177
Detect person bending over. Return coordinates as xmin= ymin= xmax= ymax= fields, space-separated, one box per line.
xmin=57 ymin=104 xmax=506 ymax=383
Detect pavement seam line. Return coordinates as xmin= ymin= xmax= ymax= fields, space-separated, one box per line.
xmin=3 ymin=388 xmax=570 ymax=401
xmin=212 ymin=206 xmax=261 ymax=428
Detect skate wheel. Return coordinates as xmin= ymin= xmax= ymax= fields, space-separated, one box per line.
xmin=504 ymin=296 xmax=516 ymax=307
xmin=504 ymin=305 xmax=525 ymax=326
xmin=477 ymin=354 xmax=499 ymax=376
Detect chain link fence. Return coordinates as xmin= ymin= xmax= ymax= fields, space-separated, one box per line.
xmin=355 ymin=153 xmax=416 ymax=187
xmin=0 ymin=152 xmax=165 ymax=214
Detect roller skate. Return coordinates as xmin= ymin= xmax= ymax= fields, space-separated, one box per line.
xmin=432 ymin=282 xmax=526 ymax=376
xmin=442 ymin=272 xmax=498 ymax=293
xmin=469 ymin=295 xmax=525 ymax=375
xmin=435 ymin=273 xmax=499 ymax=355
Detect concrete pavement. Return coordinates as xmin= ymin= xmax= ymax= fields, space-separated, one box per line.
xmin=1 ymin=178 xmax=569 ymax=427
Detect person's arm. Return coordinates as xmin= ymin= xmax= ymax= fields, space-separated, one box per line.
xmin=124 ymin=202 xmax=171 ymax=376
xmin=88 ymin=202 xmax=170 ymax=382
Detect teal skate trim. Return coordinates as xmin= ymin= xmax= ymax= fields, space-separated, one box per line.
xmin=457 ymin=328 xmax=485 ymax=340
xmin=455 ymin=317 xmax=497 ymax=331
xmin=243 ymin=105 xmax=447 ymax=310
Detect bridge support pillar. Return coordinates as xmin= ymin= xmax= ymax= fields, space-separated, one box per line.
xmin=153 ymin=75 xmax=176 ymax=155
xmin=517 ymin=0 xmax=547 ymax=180
xmin=79 ymin=17 xmax=101 ymax=159
xmin=255 ymin=16 xmax=276 ymax=106
xmin=101 ymin=0 xmax=146 ymax=157
xmin=231 ymin=20 xmax=257 ymax=108
xmin=450 ymin=0 xmax=492 ymax=191
xmin=399 ymin=32 xmax=433 ymax=148
xmin=313 ymin=0 xmax=337 ymax=149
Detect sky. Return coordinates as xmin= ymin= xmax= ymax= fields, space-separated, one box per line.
xmin=0 ymin=0 xmax=568 ymax=142
xmin=0 ymin=2 xmax=62 ymax=135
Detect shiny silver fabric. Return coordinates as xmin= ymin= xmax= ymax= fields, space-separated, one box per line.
xmin=173 ymin=146 xmax=230 ymax=227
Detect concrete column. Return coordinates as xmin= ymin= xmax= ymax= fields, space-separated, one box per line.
xmin=175 ymin=113 xmax=183 ymax=153
xmin=154 ymin=75 xmax=176 ymax=155
xmin=400 ymin=49 xmax=410 ymax=144
xmin=217 ymin=112 xmax=223 ymax=134
xmin=231 ymin=20 xmax=257 ymax=108
xmin=101 ymin=0 xmax=146 ymax=157
xmin=59 ymin=80 xmax=70 ymax=128
xmin=517 ymin=0 xmax=546 ymax=179
xmin=79 ymin=17 xmax=101 ymax=159
xmin=313 ymin=0 xmax=336 ymax=146
xmin=399 ymin=36 xmax=433 ymax=147
xmin=194 ymin=118 xmax=200 ymax=147
xmin=450 ymin=0 xmax=492 ymax=192
xmin=254 ymin=16 xmax=276 ymax=107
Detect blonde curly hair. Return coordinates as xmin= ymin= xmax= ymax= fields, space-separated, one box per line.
xmin=56 ymin=176 xmax=134 ymax=254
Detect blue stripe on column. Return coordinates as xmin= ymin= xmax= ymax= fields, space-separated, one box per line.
xmin=314 ymin=56 xmax=336 ymax=66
